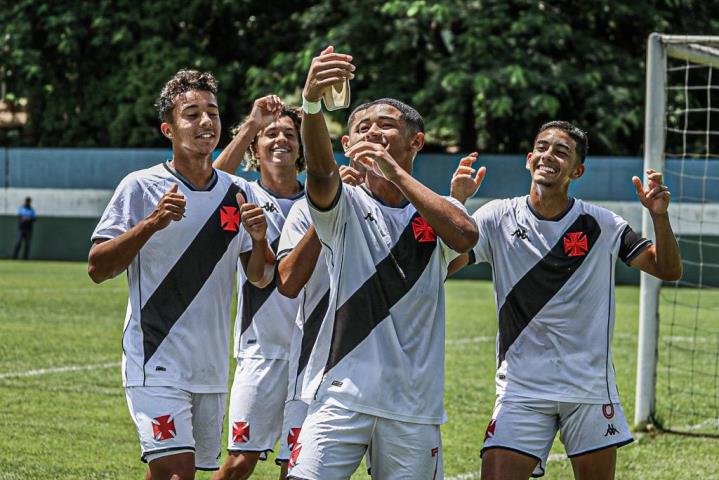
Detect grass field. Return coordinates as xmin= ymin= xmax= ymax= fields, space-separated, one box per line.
xmin=1 ymin=260 xmax=718 ymax=479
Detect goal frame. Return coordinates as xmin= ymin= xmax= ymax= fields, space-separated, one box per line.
xmin=635 ymin=33 xmax=719 ymax=428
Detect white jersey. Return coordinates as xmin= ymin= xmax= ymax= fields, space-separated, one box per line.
xmin=276 ymin=199 xmax=331 ymax=402
xmin=233 ymin=180 xmax=304 ymax=360
xmin=303 ymin=184 xmax=464 ymax=424
xmin=92 ymin=163 xmax=253 ymax=393
xmin=469 ymin=196 xmax=651 ymax=404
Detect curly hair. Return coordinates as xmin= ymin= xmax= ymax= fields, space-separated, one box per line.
xmin=155 ymin=69 xmax=219 ymax=123
xmin=233 ymin=106 xmax=305 ymax=173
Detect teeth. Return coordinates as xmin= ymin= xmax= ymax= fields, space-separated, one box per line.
xmin=272 ymin=148 xmax=289 ymax=153
xmin=539 ymin=165 xmax=557 ymax=173
xmin=199 ymin=133 xmax=213 ymax=138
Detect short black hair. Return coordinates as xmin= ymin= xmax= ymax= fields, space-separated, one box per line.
xmin=155 ymin=69 xmax=219 ymax=123
xmin=535 ymin=121 xmax=588 ymax=164
xmin=347 ymin=98 xmax=424 ymax=134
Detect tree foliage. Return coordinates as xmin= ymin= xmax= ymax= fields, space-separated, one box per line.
xmin=2 ymin=0 xmax=718 ymax=154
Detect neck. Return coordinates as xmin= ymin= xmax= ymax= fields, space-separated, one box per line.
xmin=170 ymin=149 xmax=214 ymax=189
xmin=259 ymin=165 xmax=300 ymax=198
xmin=528 ymin=182 xmax=571 ymax=219
xmin=365 ymin=174 xmax=407 ymax=207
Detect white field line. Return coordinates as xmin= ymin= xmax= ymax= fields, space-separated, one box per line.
xmin=0 ymin=361 xmax=119 ymax=379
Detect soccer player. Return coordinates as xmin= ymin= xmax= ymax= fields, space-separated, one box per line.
xmin=211 ymin=96 xmax=307 ymax=479
xmin=87 ymin=70 xmax=274 ymax=480
xmin=287 ymin=46 xmax=479 ymax=479
xmin=448 ymin=121 xmax=682 ymax=479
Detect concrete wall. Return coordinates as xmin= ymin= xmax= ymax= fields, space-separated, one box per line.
xmin=2 ymin=148 xmax=717 ymax=285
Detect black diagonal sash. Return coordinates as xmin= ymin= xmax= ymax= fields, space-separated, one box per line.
xmin=239 ymin=236 xmax=281 ymax=336
xmin=297 ymin=288 xmax=330 ymax=379
xmin=325 ymin=212 xmax=438 ymax=372
xmin=497 ymin=213 xmax=601 ymax=365
xmin=141 ymin=183 xmax=242 ymax=365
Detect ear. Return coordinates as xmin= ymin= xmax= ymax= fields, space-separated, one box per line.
xmin=341 ymin=135 xmax=350 ymax=152
xmin=410 ymin=131 xmax=425 ymax=153
xmin=525 ymin=152 xmax=532 ymax=171
xmin=160 ymin=122 xmax=174 ymax=140
xmin=571 ymin=162 xmax=585 ymax=180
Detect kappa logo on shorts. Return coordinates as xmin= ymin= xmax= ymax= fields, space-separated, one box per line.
xmin=288 ymin=427 xmax=301 ymax=450
xmin=604 ymin=423 xmax=620 ymax=436
xmin=484 ymin=419 xmax=496 ymax=441
xmin=151 ymin=415 xmax=176 ymax=441
xmin=563 ymin=231 xmax=589 ymax=257
xmin=412 ymin=217 xmax=437 ymax=243
xmin=220 ymin=206 xmax=241 ymax=232
xmin=289 ymin=443 xmax=302 ymax=468
xmin=232 ymin=421 xmax=250 ymax=443
xmin=602 ymin=404 xmax=615 ymax=419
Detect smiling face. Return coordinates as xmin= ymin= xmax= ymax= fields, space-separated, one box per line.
xmin=162 ymin=89 xmax=221 ymax=157
xmin=345 ymin=104 xmax=423 ymax=174
xmin=255 ymin=115 xmax=300 ymax=171
xmin=526 ymin=128 xmax=584 ymax=188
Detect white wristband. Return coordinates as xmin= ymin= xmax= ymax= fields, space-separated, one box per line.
xmin=302 ymin=96 xmax=322 ymax=114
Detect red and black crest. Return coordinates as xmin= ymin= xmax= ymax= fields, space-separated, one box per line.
xmin=412 ymin=217 xmax=437 ymax=243
xmin=151 ymin=415 xmax=176 ymax=441
xmin=563 ymin=231 xmax=589 ymax=257
xmin=232 ymin=421 xmax=250 ymax=444
xmin=220 ymin=206 xmax=241 ymax=232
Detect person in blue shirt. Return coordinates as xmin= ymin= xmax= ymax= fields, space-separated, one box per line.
xmin=13 ymin=197 xmax=36 ymax=260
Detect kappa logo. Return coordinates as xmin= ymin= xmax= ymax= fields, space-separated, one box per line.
xmin=484 ymin=419 xmax=496 ymax=441
xmin=220 ymin=206 xmax=240 ymax=232
xmin=364 ymin=211 xmax=376 ymax=223
xmin=262 ymin=202 xmax=278 ymax=213
xmin=412 ymin=217 xmax=437 ymax=243
xmin=604 ymin=423 xmax=620 ymax=436
xmin=232 ymin=421 xmax=250 ymax=444
xmin=511 ymin=227 xmax=530 ymax=241
xmin=563 ymin=231 xmax=589 ymax=257
xmin=151 ymin=415 xmax=176 ymax=441
xmin=602 ymin=404 xmax=615 ymax=419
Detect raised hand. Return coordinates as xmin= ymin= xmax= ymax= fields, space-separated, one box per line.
xmin=303 ymin=46 xmax=355 ymax=103
xmin=339 ymin=163 xmax=365 ymax=186
xmin=632 ymin=168 xmax=671 ymax=216
xmin=248 ymin=95 xmax=284 ymax=129
xmin=237 ymin=192 xmax=267 ymax=242
xmin=344 ymin=141 xmax=400 ymax=181
xmin=450 ymin=152 xmax=486 ymax=204
xmin=148 ymin=183 xmax=185 ymax=231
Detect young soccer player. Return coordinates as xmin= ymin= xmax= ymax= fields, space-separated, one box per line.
xmin=449 ymin=121 xmax=681 ymax=479
xmin=88 ymin=70 xmax=273 ymax=480
xmin=287 ymin=46 xmax=478 ymax=479
xmin=211 ymin=96 xmax=307 ymax=480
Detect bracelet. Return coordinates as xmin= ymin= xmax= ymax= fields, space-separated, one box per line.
xmin=302 ymin=96 xmax=322 ymax=114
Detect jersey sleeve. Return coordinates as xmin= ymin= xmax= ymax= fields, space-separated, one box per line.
xmin=437 ymin=196 xmax=471 ymax=263
xmin=278 ymin=201 xmax=311 ymax=260
xmin=307 ymin=183 xmax=349 ymax=250
xmin=618 ymin=224 xmax=652 ymax=265
xmin=469 ymin=200 xmax=503 ymax=265
xmin=91 ymin=173 xmax=146 ymax=241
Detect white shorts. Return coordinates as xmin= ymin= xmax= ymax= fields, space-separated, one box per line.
xmin=288 ymin=402 xmax=443 ymax=480
xmin=125 ymin=386 xmax=225 ymax=470
xmin=227 ymin=357 xmax=289 ymax=458
xmin=482 ymin=397 xmax=634 ymax=477
xmin=277 ymin=400 xmax=309 ymax=463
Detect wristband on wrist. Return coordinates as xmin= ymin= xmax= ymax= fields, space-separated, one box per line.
xmin=302 ymin=96 xmax=322 ymax=114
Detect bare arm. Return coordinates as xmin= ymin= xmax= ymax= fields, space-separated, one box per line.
xmin=302 ymin=46 xmax=355 ymax=209
xmin=213 ymin=95 xmax=283 ymax=174
xmin=276 ymin=227 xmax=322 ymax=298
xmin=237 ymin=199 xmax=275 ymax=287
xmin=87 ymin=184 xmax=185 ymax=283
xmin=447 ymin=253 xmax=470 ymax=277
xmin=346 ymin=142 xmax=479 ymax=253
xmin=628 ymin=169 xmax=682 ymax=281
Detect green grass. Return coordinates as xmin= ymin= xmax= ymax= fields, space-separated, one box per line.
xmin=1 ymin=260 xmax=718 ymax=479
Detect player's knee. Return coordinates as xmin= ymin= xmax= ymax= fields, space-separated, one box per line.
xmin=223 ymin=452 xmax=259 ymax=479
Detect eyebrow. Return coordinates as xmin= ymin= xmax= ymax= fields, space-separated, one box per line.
xmin=181 ymin=102 xmax=219 ymax=111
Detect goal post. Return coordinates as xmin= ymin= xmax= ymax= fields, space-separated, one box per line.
xmin=635 ymin=33 xmax=719 ymax=431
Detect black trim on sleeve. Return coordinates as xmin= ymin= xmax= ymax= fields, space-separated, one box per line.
xmin=141 ymin=183 xmax=241 ymax=366
xmin=618 ymin=224 xmax=651 ymax=265
xmin=307 ymin=182 xmax=343 ymax=213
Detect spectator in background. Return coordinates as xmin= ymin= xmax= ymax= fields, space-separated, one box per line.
xmin=13 ymin=196 xmax=35 ymax=260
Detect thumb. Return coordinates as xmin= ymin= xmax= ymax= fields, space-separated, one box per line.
xmin=321 ymin=45 xmax=334 ymax=55
xmin=168 ymin=183 xmax=178 ymax=194
xmin=631 ymin=176 xmax=644 ymax=196
xmin=474 ymin=166 xmax=487 ymax=186
xmin=236 ymin=191 xmax=246 ymax=207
